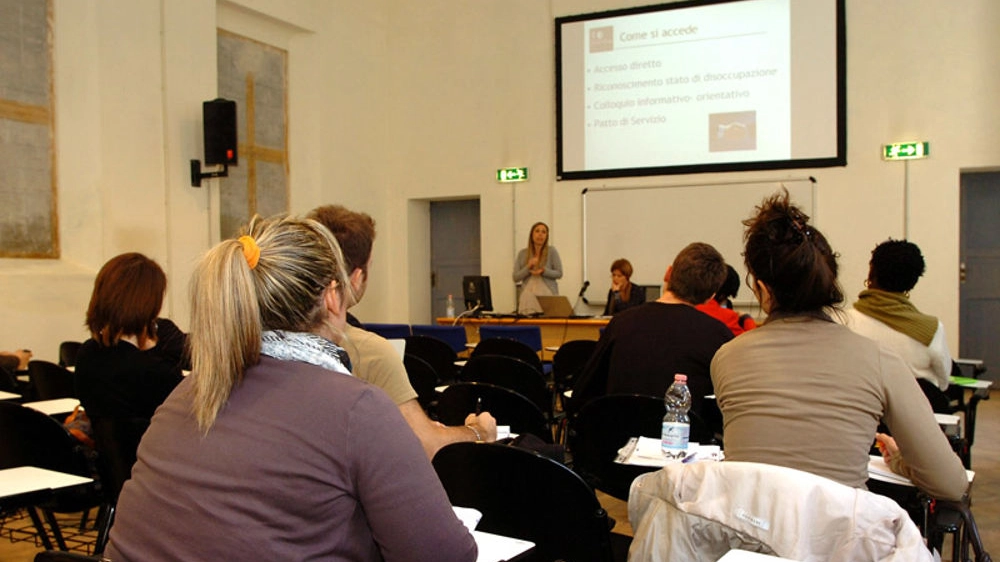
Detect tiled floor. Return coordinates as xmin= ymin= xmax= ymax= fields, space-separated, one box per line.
xmin=3 ymin=394 xmax=997 ymax=560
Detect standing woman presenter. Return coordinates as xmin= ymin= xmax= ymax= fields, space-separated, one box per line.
xmin=513 ymin=221 xmax=563 ymax=315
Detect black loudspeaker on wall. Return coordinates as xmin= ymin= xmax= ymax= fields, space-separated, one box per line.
xmin=191 ymin=98 xmax=237 ymax=187
xmin=203 ymin=98 xmax=238 ymax=165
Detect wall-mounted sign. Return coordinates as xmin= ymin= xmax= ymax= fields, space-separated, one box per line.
xmin=883 ymin=142 xmax=929 ymax=161
xmin=497 ymin=167 xmax=529 ymax=182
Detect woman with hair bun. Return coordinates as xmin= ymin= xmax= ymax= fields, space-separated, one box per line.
xmin=710 ymin=191 xmax=967 ymax=501
xmin=106 ymin=215 xmax=476 ymax=562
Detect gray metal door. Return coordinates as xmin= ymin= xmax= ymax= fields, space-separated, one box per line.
xmin=960 ymin=171 xmax=1000 ymax=376
xmin=430 ymin=199 xmax=481 ymax=319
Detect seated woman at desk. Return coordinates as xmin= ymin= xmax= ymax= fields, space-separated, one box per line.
xmin=75 ymin=253 xmax=187 ymax=420
xmin=840 ymin=239 xmax=952 ymax=390
xmin=710 ymin=191 xmax=968 ymax=501
xmin=106 ymin=215 xmax=476 ymax=561
xmin=513 ymin=221 xmax=563 ymax=315
xmin=603 ymin=258 xmax=645 ymax=316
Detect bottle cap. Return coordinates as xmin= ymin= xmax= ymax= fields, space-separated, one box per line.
xmin=674 ymin=374 xmax=687 ymax=383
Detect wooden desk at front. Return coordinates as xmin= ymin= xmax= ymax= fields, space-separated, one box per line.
xmin=437 ymin=316 xmax=609 ymax=350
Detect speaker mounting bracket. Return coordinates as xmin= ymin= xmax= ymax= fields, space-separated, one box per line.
xmin=190 ymin=160 xmax=229 ymax=187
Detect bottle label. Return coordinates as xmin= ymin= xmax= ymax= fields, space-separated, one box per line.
xmin=661 ymin=422 xmax=690 ymax=451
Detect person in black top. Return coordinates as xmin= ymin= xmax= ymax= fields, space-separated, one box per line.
xmin=75 ymin=253 xmax=187 ymax=419
xmin=574 ymin=243 xmax=733 ymax=416
xmin=602 ymin=258 xmax=646 ymax=316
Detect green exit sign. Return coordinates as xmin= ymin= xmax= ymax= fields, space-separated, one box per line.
xmin=883 ymin=142 xmax=929 ymax=160
xmin=497 ymin=167 xmax=529 ymax=183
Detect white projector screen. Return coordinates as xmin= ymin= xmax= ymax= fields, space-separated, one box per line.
xmin=556 ymin=0 xmax=845 ymax=180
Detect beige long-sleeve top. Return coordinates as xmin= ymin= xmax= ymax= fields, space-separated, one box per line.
xmin=711 ymin=314 xmax=968 ymax=501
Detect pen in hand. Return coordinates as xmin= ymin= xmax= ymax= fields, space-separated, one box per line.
xmin=475 ymin=397 xmax=482 ymax=415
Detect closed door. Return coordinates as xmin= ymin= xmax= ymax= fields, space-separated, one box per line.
xmin=960 ymin=170 xmax=1000 ymax=375
xmin=430 ymin=200 xmax=481 ymax=319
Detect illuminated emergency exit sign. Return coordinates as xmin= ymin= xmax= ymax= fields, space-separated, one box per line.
xmin=497 ymin=167 xmax=529 ymax=182
xmin=883 ymin=142 xmax=929 ymax=161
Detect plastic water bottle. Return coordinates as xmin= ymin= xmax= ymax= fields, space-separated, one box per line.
xmin=446 ymin=294 xmax=456 ymax=318
xmin=662 ymin=374 xmax=691 ymax=455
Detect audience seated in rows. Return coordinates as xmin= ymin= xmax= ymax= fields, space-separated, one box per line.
xmin=106 ymin=214 xmax=476 ymax=561
xmin=711 ymin=190 xmax=968 ymax=501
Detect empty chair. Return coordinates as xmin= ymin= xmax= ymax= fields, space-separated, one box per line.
xmin=88 ymin=415 xmax=150 ymax=553
xmin=552 ymin=340 xmax=597 ymax=412
xmin=433 ymin=442 xmax=615 ymax=562
xmin=460 ymin=355 xmax=551 ymax=420
xmin=405 ymin=334 xmax=460 ymax=384
xmin=472 ymin=337 xmax=550 ymax=379
xmin=29 ymin=360 xmax=76 ymax=401
xmin=35 ymin=552 xmax=105 ymax=562
xmin=58 ymin=341 xmax=83 ymax=368
xmin=0 ymin=362 xmax=17 ymax=393
xmin=363 ymin=323 xmax=411 ymax=340
xmin=403 ymin=354 xmax=440 ymax=412
xmin=436 ymin=382 xmax=551 ymax=443
xmin=568 ymin=393 xmax=714 ymax=501
xmin=411 ymin=324 xmax=468 ymax=354
xmin=478 ymin=325 xmax=543 ymax=352
xmin=0 ymin=402 xmax=109 ymax=552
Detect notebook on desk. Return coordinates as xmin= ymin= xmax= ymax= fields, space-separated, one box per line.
xmin=536 ymin=295 xmax=575 ymax=318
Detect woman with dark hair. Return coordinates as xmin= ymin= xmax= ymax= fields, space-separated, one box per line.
xmin=75 ymin=253 xmax=187 ymax=419
xmin=696 ymin=264 xmax=757 ymax=336
xmin=710 ymin=191 xmax=967 ymax=501
xmin=843 ymin=240 xmax=952 ymax=390
xmin=603 ymin=258 xmax=645 ymax=315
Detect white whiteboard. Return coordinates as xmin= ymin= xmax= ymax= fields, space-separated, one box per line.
xmin=582 ymin=179 xmax=815 ymax=303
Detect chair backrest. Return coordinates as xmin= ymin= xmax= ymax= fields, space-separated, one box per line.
xmin=478 ymin=325 xmax=543 ymax=352
xmin=34 ymin=551 xmax=105 ymax=562
xmin=433 ymin=442 xmax=614 ymax=562
xmin=58 ymin=341 xmax=83 ymax=368
xmin=411 ymin=324 xmax=468 ymax=353
xmin=471 ymin=337 xmax=544 ymax=375
xmin=628 ymin=461 xmax=933 ymax=562
xmin=0 ymin=402 xmax=102 ymax=513
xmin=363 ymin=323 xmax=412 ymax=340
xmin=459 ymin=355 xmax=551 ymax=418
xmin=405 ymin=334 xmax=460 ymax=384
xmin=552 ymin=339 xmax=597 ymax=392
xmin=402 ymin=354 xmax=440 ymax=412
xmin=28 ymin=360 xmax=76 ymax=400
xmin=437 ymin=382 xmax=551 ymax=443
xmin=0 ymin=361 xmax=17 ymax=393
xmin=89 ymin=415 xmax=150 ymax=503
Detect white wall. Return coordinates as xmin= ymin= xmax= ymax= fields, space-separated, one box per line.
xmin=1 ymin=0 xmax=997 ymax=359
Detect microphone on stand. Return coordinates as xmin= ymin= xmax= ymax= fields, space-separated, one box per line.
xmin=578 ymin=280 xmax=591 ymax=305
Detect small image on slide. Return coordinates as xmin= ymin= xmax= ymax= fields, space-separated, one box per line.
xmin=709 ymin=111 xmax=757 ymax=152
xmin=589 ymin=26 xmax=614 ymax=53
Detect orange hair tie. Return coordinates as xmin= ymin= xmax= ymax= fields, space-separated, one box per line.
xmin=238 ymin=235 xmax=261 ymax=269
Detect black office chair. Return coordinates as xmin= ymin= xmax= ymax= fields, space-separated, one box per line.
xmin=568 ymin=393 xmax=714 ymax=501
xmin=552 ymin=340 xmax=597 ymax=409
xmin=405 ymin=334 xmax=460 ymax=384
xmin=58 ymin=342 xmax=83 ymax=369
xmin=436 ymin=382 xmax=552 ymax=444
xmin=459 ymin=355 xmax=552 ymax=420
xmin=402 ymin=354 xmax=440 ymax=413
xmin=433 ymin=442 xmax=616 ymax=562
xmin=0 ymin=361 xmax=18 ymax=393
xmin=88 ymin=414 xmax=150 ymax=554
xmin=29 ymin=360 xmax=77 ymax=401
xmin=0 ymin=402 xmax=109 ymax=552
xmin=410 ymin=324 xmax=468 ymax=354
xmin=471 ymin=337 xmax=546 ymax=378
xmin=34 ymin=552 xmax=104 ymax=562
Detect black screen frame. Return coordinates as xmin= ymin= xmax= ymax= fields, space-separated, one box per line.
xmin=462 ymin=275 xmax=493 ymax=312
xmin=555 ymin=0 xmax=846 ymax=181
